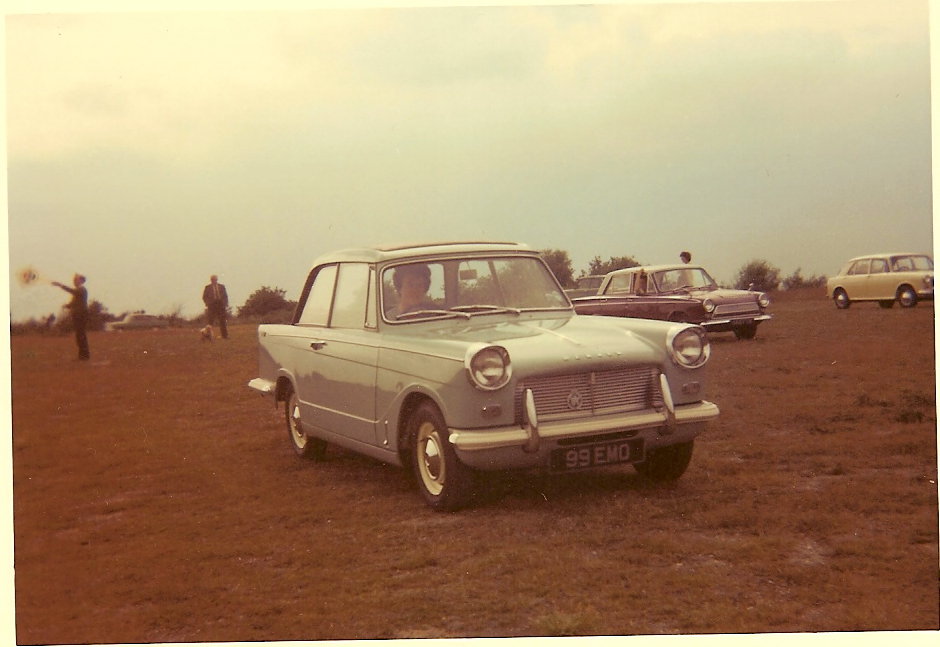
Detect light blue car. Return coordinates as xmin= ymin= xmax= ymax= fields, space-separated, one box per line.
xmin=249 ymin=242 xmax=719 ymax=510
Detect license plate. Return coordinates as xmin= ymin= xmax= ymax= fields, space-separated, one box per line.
xmin=551 ymin=438 xmax=644 ymax=471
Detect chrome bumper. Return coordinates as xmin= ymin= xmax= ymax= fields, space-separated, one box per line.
xmin=449 ymin=399 xmax=719 ymax=453
xmin=702 ymin=313 xmax=771 ymax=329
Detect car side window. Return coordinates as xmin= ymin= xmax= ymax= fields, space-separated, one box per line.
xmin=297 ymin=265 xmax=337 ymax=326
xmin=848 ymin=260 xmax=870 ymax=275
xmin=330 ymin=263 xmax=371 ymax=329
xmin=870 ymin=259 xmax=888 ymax=274
xmin=607 ymin=274 xmax=633 ymax=294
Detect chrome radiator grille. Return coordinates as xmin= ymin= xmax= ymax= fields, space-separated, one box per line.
xmin=714 ymin=302 xmax=760 ymax=317
xmin=514 ymin=365 xmax=661 ymax=422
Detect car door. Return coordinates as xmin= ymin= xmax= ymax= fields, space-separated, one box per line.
xmin=293 ymin=263 xmax=380 ymax=446
xmin=867 ymin=258 xmax=890 ymax=299
xmin=842 ymin=259 xmax=870 ymax=299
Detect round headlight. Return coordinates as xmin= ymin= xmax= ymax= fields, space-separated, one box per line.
xmin=702 ymin=298 xmax=716 ymax=313
xmin=668 ymin=326 xmax=710 ymax=369
xmin=757 ymin=293 xmax=771 ymax=308
xmin=466 ymin=345 xmax=511 ymax=390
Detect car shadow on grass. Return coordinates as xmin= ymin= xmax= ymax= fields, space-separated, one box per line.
xmin=468 ymin=466 xmax=685 ymax=509
xmin=284 ymin=443 xmax=685 ymax=511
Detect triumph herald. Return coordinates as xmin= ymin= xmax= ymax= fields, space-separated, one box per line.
xmin=248 ymin=242 xmax=719 ymax=510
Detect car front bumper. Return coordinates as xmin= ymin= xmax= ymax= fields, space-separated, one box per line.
xmin=701 ymin=313 xmax=771 ymax=332
xmin=449 ymin=399 xmax=719 ymax=471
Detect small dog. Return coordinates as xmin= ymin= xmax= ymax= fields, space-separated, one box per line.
xmin=200 ymin=325 xmax=214 ymax=342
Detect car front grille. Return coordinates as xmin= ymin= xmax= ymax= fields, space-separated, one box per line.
xmin=713 ymin=302 xmax=760 ymax=317
xmin=514 ymin=365 xmax=661 ymax=423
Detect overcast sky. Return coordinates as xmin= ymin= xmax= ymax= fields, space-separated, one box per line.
xmin=4 ymin=0 xmax=934 ymax=321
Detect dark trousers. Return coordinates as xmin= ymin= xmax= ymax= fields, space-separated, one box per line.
xmin=73 ymin=318 xmax=90 ymax=360
xmin=206 ymin=306 xmax=228 ymax=339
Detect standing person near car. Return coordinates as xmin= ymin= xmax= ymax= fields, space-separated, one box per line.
xmin=678 ymin=251 xmax=694 ymax=287
xmin=51 ymin=273 xmax=90 ymax=361
xmin=202 ymin=274 xmax=229 ymax=339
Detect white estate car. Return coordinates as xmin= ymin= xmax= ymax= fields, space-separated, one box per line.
xmin=826 ymin=253 xmax=933 ymax=309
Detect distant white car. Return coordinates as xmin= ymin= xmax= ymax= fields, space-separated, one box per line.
xmin=826 ymin=253 xmax=933 ymax=309
xmin=105 ymin=314 xmax=170 ymax=331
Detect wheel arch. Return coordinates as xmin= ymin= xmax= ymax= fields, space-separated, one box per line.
xmin=395 ymin=391 xmax=442 ymax=464
xmin=274 ymin=374 xmax=295 ymax=404
xmin=896 ymin=282 xmax=916 ymax=296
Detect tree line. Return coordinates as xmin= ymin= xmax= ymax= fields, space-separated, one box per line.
xmin=11 ymin=254 xmax=826 ymax=334
xmin=10 ymin=285 xmax=298 ymax=335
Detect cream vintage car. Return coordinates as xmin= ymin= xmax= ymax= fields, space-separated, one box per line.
xmin=826 ymin=253 xmax=933 ymax=309
xmin=248 ymin=242 xmax=719 ymax=511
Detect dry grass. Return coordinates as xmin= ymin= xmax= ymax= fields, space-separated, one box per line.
xmin=11 ymin=290 xmax=939 ymax=643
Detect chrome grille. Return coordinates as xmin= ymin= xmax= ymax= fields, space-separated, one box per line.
xmin=515 ymin=366 xmax=660 ymax=422
xmin=714 ymin=302 xmax=760 ymax=316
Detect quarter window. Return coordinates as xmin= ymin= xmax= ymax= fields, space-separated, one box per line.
xmin=297 ymin=265 xmax=337 ymax=326
xmin=607 ymin=274 xmax=633 ymax=294
xmin=330 ymin=263 xmax=371 ymax=329
xmin=848 ymin=260 xmax=870 ymax=276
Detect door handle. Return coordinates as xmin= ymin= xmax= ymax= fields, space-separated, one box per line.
xmin=310 ymin=340 xmax=327 ymax=350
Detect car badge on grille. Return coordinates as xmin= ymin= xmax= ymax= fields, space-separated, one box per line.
xmin=567 ymin=389 xmax=585 ymax=410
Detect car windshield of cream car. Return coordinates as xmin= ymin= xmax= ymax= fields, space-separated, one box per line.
xmin=382 ymin=256 xmax=570 ymax=321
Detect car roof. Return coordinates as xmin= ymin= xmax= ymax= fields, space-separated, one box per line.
xmin=847 ymin=252 xmax=931 ymax=261
xmin=606 ymin=264 xmax=703 ymax=275
xmin=310 ymin=241 xmax=534 ymax=266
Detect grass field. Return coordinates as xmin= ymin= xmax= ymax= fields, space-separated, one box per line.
xmin=10 ymin=290 xmax=939 ymax=643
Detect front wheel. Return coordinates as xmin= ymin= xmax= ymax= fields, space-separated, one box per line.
xmin=407 ymin=402 xmax=475 ymax=511
xmin=833 ymin=289 xmax=850 ymax=309
xmin=634 ymin=441 xmax=694 ymax=481
xmin=285 ymin=387 xmax=327 ymax=460
xmin=897 ymin=286 xmax=918 ymax=308
xmin=733 ymin=323 xmax=758 ymax=340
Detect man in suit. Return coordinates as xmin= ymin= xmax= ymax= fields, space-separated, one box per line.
xmin=202 ymin=274 xmax=229 ymax=339
xmin=51 ymin=273 xmax=90 ymax=360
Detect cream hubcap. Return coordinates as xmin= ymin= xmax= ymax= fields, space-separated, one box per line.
xmin=289 ymin=396 xmax=306 ymax=449
xmin=417 ymin=421 xmax=445 ymax=496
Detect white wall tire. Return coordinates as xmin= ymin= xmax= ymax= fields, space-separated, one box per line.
xmin=408 ymin=402 xmax=475 ymax=511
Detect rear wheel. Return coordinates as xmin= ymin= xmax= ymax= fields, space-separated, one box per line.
xmin=833 ymin=289 xmax=850 ymax=309
xmin=407 ymin=402 xmax=475 ymax=511
xmin=897 ymin=286 xmax=918 ymax=308
xmin=634 ymin=441 xmax=694 ymax=481
xmin=285 ymin=386 xmax=327 ymax=460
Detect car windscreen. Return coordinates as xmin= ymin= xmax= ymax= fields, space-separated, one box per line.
xmin=653 ymin=267 xmax=717 ymax=291
xmin=382 ymin=256 xmax=569 ymax=322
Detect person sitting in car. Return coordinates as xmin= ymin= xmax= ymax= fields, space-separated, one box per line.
xmin=387 ymin=264 xmax=438 ymax=319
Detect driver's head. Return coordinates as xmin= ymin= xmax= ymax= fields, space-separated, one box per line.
xmin=393 ymin=264 xmax=431 ymax=294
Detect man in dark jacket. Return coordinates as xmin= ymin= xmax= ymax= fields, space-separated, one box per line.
xmin=202 ymin=274 xmax=229 ymax=339
xmin=52 ymin=273 xmax=90 ymax=360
